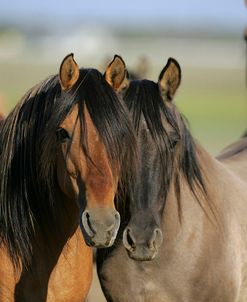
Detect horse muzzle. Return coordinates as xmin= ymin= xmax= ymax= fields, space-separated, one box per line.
xmin=81 ymin=208 xmax=120 ymax=248
xmin=123 ymin=226 xmax=163 ymax=261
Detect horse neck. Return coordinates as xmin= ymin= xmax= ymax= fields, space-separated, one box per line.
xmin=15 ymin=191 xmax=93 ymax=301
xmin=161 ymin=141 xmax=223 ymax=241
xmin=31 ymin=189 xmax=80 ymax=266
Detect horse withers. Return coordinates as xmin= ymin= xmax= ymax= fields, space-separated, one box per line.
xmin=0 ymin=54 xmax=135 ymax=301
xmin=97 ymin=58 xmax=247 ymax=301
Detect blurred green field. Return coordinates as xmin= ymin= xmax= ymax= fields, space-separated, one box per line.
xmin=177 ymin=67 xmax=246 ymax=154
xmin=0 ymin=63 xmax=246 ymax=155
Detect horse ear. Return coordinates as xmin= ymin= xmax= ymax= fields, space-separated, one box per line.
xmin=104 ymin=55 xmax=129 ymax=92
xmin=158 ymin=58 xmax=181 ymax=102
xmin=59 ymin=53 xmax=80 ymax=90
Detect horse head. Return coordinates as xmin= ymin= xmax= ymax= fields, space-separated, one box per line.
xmin=122 ymin=58 xmax=182 ymax=260
xmin=56 ymin=54 xmax=135 ymax=248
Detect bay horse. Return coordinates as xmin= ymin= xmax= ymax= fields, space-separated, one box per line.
xmin=97 ymin=58 xmax=247 ymax=301
xmin=0 ymin=54 xmax=135 ymax=301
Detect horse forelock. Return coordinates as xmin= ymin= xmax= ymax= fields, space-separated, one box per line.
xmin=0 ymin=68 xmax=136 ymax=268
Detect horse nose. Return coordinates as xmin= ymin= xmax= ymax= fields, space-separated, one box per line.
xmin=81 ymin=210 xmax=95 ymax=237
xmin=123 ymin=227 xmax=136 ymax=251
xmin=149 ymin=228 xmax=163 ymax=251
xmin=123 ymin=227 xmax=163 ymax=260
xmin=81 ymin=210 xmax=120 ymax=247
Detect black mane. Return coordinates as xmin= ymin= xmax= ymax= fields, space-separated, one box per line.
xmin=123 ymin=80 xmax=206 ymax=217
xmin=0 ymin=68 xmax=136 ymax=268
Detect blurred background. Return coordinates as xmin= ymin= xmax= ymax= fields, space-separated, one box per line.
xmin=0 ymin=1 xmax=246 ymax=300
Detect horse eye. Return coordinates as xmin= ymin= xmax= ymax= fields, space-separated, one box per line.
xmin=56 ymin=128 xmax=70 ymax=142
xmin=169 ymin=139 xmax=177 ymax=149
xmin=169 ymin=135 xmax=180 ymax=149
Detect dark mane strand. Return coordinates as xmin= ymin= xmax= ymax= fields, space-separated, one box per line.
xmin=0 ymin=68 xmax=136 ymax=268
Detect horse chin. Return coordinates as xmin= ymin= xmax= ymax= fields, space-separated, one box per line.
xmin=126 ymin=248 xmax=158 ymax=261
xmin=83 ymin=235 xmax=116 ymax=249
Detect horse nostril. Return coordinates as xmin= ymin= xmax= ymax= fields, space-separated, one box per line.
xmin=81 ymin=210 xmax=95 ymax=237
xmin=115 ymin=212 xmax=120 ymax=221
xmin=127 ymin=229 xmax=135 ymax=247
xmin=114 ymin=211 xmax=120 ymax=231
xmin=123 ymin=227 xmax=136 ymax=251
xmin=86 ymin=212 xmax=94 ymax=232
xmin=149 ymin=228 xmax=163 ymax=250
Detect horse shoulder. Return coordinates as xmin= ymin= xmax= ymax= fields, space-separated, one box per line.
xmin=46 ymin=227 xmax=93 ymax=302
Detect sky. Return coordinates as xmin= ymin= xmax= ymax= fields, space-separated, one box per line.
xmin=1 ymin=0 xmax=246 ymax=32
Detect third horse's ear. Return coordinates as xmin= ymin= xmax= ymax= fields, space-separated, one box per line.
xmin=158 ymin=58 xmax=181 ymax=102
xmin=104 ymin=55 xmax=129 ymax=93
xmin=59 ymin=53 xmax=80 ymax=91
